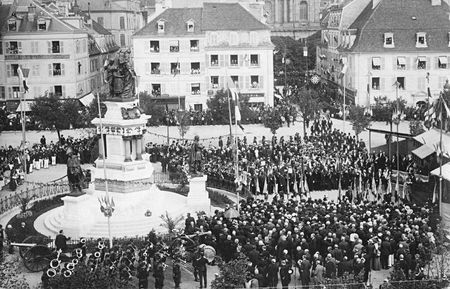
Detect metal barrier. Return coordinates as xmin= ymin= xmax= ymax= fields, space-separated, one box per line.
xmin=153 ymin=171 xmax=183 ymax=184
xmin=0 ymin=180 xmax=69 ymax=216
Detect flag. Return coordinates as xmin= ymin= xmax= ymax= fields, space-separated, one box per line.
xmin=432 ymin=182 xmax=437 ymax=203
xmin=303 ymin=46 xmax=308 ymax=57
xmin=263 ymin=176 xmax=268 ymax=194
xmin=173 ymin=61 xmax=180 ymax=77
xmin=17 ymin=66 xmax=29 ymax=92
xmin=338 ymin=177 xmax=342 ymax=201
xmin=371 ymin=176 xmax=377 ymax=202
xmin=387 ymin=179 xmax=392 ymax=195
xmin=358 ymin=173 xmax=362 ymax=197
xmin=293 ymin=172 xmax=298 ymax=194
xmin=339 ymin=64 xmax=347 ymax=79
xmin=304 ymin=178 xmax=309 ymax=194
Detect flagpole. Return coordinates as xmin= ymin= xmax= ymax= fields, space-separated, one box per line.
xmin=396 ymin=83 xmax=400 ymax=194
xmin=20 ymin=78 xmax=27 ymax=185
xmin=439 ymin=91 xmax=444 ymax=216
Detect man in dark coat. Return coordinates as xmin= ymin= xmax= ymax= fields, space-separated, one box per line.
xmin=55 ymin=230 xmax=70 ymax=252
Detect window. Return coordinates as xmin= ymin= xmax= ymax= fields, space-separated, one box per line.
xmin=384 ymin=33 xmax=394 ymax=48
xmin=231 ymin=76 xmax=239 ymax=87
xmin=52 ymin=63 xmax=62 ymax=76
xmin=194 ymin=104 xmax=202 ymax=111
xmin=120 ymin=17 xmax=125 ymax=29
xmin=250 ymin=54 xmax=259 ymax=66
xmin=8 ymin=19 xmax=16 ymax=31
xmin=372 ymin=57 xmax=381 ymax=70
xmin=120 ymin=34 xmax=126 ymax=46
xmin=300 ymin=1 xmax=308 ymax=20
xmin=10 ymin=64 xmax=19 ymax=77
xmin=51 ymin=41 xmax=62 ymax=53
xmin=152 ymin=84 xmax=161 ymax=96
xmin=417 ymin=56 xmax=426 ymax=69
xmin=396 ymin=77 xmax=405 ymax=90
xmin=171 ymin=62 xmax=180 ymax=75
xmin=157 ymin=20 xmax=165 ymax=33
xmin=12 ymin=86 xmax=20 ymax=98
xmin=250 ymin=75 xmax=259 ymax=88
xmin=190 ymin=40 xmax=199 ymax=51
xmin=210 ymin=54 xmax=219 ymax=66
xmin=97 ymin=17 xmax=104 ymax=26
xmin=397 ymin=57 xmax=406 ymax=70
xmin=372 ymin=77 xmax=380 ymax=90
xmin=77 ymin=61 xmax=82 ymax=74
xmin=187 ymin=20 xmax=194 ymax=32
xmin=8 ymin=41 xmax=20 ymax=54
xmin=169 ymin=41 xmax=179 ymax=52
xmin=151 ymin=62 xmax=160 ymax=74
xmin=0 ymin=87 xmax=5 ymax=99
xmin=230 ymin=55 xmax=238 ymax=66
xmin=211 ymin=76 xmax=219 ymax=89
xmin=191 ymin=83 xmax=200 ymax=95
xmin=438 ymin=56 xmax=448 ymax=69
xmin=38 ymin=19 xmax=47 ymax=30
xmin=54 ymin=85 xmax=62 ymax=96
xmin=191 ymin=62 xmax=200 ymax=74
xmin=150 ymin=41 xmax=160 ymax=52
xmin=416 ymin=32 xmax=427 ymax=47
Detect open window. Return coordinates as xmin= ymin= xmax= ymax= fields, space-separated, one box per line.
xmin=250 ymin=75 xmax=259 ymax=88
xmin=38 ymin=18 xmax=47 ymax=31
xmin=187 ymin=20 xmax=195 ymax=32
xmin=230 ymin=55 xmax=238 ymax=66
xmin=231 ymin=75 xmax=239 ymax=87
xmin=152 ymin=84 xmax=161 ymax=96
xmin=250 ymin=54 xmax=259 ymax=66
xmin=417 ymin=56 xmax=426 ymax=69
xmin=8 ymin=19 xmax=17 ymax=31
xmin=372 ymin=57 xmax=381 ymax=70
xmin=191 ymin=83 xmax=200 ymax=95
xmin=190 ymin=40 xmax=199 ymax=52
xmin=416 ymin=32 xmax=427 ymax=47
xmin=372 ymin=77 xmax=380 ymax=90
xmin=211 ymin=76 xmax=219 ymax=89
xmin=396 ymin=77 xmax=405 ymax=90
xmin=169 ymin=40 xmax=179 ymax=52
xmin=151 ymin=62 xmax=160 ymax=74
xmin=150 ymin=40 xmax=160 ymax=52
xmin=384 ymin=33 xmax=394 ymax=48
xmin=438 ymin=56 xmax=447 ymax=69
xmin=157 ymin=20 xmax=165 ymax=33
xmin=210 ymin=54 xmax=218 ymax=66
xmin=397 ymin=57 xmax=406 ymax=70
xmin=171 ymin=62 xmax=180 ymax=75
xmin=191 ymin=62 xmax=200 ymax=74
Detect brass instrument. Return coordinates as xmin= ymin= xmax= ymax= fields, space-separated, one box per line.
xmin=80 ymin=238 xmax=86 ymax=244
xmin=67 ymin=263 xmax=75 ymax=271
xmin=50 ymin=259 xmax=61 ymax=268
xmin=62 ymin=268 xmax=72 ymax=278
xmin=94 ymin=251 xmax=101 ymax=258
xmin=98 ymin=241 xmax=105 ymax=250
xmin=46 ymin=268 xmax=57 ymax=278
xmin=72 ymin=258 xmax=79 ymax=265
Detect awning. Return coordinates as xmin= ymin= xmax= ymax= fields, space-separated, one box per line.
xmin=418 ymin=56 xmax=426 ymax=62
xmin=79 ymin=92 xmax=95 ymax=107
xmin=372 ymin=57 xmax=381 ymax=66
xmin=15 ymin=100 xmax=32 ymax=112
xmin=397 ymin=57 xmax=406 ymax=65
xmin=412 ymin=144 xmax=434 ymax=159
xmin=431 ymin=163 xmax=450 ymax=181
xmin=439 ymin=56 xmax=448 ymax=64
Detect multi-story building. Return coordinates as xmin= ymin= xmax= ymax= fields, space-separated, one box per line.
xmin=317 ymin=0 xmax=450 ymax=106
xmin=0 ymin=0 xmax=119 ymax=105
xmin=133 ymin=2 xmax=274 ymax=110
xmin=66 ymin=0 xmax=145 ymax=47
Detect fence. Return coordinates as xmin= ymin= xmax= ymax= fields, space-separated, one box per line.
xmin=153 ymin=171 xmax=183 ymax=184
xmin=0 ymin=180 xmax=69 ymax=216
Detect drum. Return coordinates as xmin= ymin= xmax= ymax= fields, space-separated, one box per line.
xmin=203 ymin=245 xmax=216 ymax=263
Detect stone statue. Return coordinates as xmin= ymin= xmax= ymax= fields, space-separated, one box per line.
xmin=67 ymin=147 xmax=84 ymax=194
xmin=189 ymin=135 xmax=203 ymax=174
xmin=103 ymin=48 xmax=137 ymax=100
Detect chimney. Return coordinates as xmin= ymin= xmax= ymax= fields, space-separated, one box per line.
xmin=372 ymin=0 xmax=382 ymax=9
xmin=28 ymin=4 xmax=36 ymax=22
xmin=431 ymin=0 xmax=442 ymax=5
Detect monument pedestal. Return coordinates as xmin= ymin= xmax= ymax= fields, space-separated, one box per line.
xmin=187 ymin=175 xmax=211 ymax=213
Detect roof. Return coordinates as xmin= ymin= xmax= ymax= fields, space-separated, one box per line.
xmin=134 ymin=7 xmax=202 ymax=36
xmin=348 ymin=0 xmax=450 ymax=52
xmin=92 ymin=19 xmax=112 ymax=35
xmin=0 ymin=4 xmax=12 ymax=30
xmin=430 ymin=162 xmax=450 ymax=181
xmin=412 ymin=144 xmax=434 ymax=159
xmin=0 ymin=1 xmax=83 ymax=34
xmin=201 ymin=3 xmax=268 ymax=31
xmin=134 ymin=2 xmax=269 ymax=37
xmin=414 ymin=128 xmax=450 ymax=158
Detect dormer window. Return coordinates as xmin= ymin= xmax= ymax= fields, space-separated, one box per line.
xmin=38 ymin=19 xmax=47 ymax=31
xmin=8 ymin=19 xmax=17 ymax=31
xmin=187 ymin=20 xmax=194 ymax=32
xmin=157 ymin=20 xmax=165 ymax=33
xmin=384 ymin=33 xmax=394 ymax=48
xmin=416 ymin=32 xmax=427 ymax=47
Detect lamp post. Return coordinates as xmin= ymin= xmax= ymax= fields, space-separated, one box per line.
xmin=96 ymin=93 xmax=114 ymax=248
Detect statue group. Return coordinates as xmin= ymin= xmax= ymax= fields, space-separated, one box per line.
xmin=103 ymin=48 xmax=137 ymax=100
xmin=67 ymin=147 xmax=84 ymax=194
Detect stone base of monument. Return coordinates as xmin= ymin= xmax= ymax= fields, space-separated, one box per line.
xmin=187 ymin=175 xmax=211 ymax=213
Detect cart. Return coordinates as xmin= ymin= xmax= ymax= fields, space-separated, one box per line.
xmin=12 ymin=235 xmax=54 ymax=272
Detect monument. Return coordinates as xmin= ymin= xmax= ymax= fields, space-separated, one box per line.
xmin=35 ymin=49 xmax=212 ymax=238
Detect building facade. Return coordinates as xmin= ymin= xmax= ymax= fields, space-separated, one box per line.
xmin=133 ymin=3 xmax=274 ymax=110
xmin=0 ymin=0 xmax=118 ymax=103
xmin=317 ymin=0 xmax=450 ymax=106
xmin=61 ymin=0 xmax=145 ymax=48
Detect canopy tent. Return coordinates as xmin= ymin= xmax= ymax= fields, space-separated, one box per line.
xmin=15 ymin=100 xmax=32 ymax=112
xmin=78 ymin=92 xmax=95 ymax=107
xmin=414 ymin=129 xmax=450 ymax=159
xmin=412 ymin=144 xmax=434 ymax=159
xmin=430 ymin=162 xmax=450 ymax=180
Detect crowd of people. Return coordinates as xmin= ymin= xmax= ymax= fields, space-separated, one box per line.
xmin=0 ymin=135 xmax=97 ymax=190
xmin=184 ymin=194 xmax=438 ymax=288
xmin=147 ymin=117 xmax=426 ymax=203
